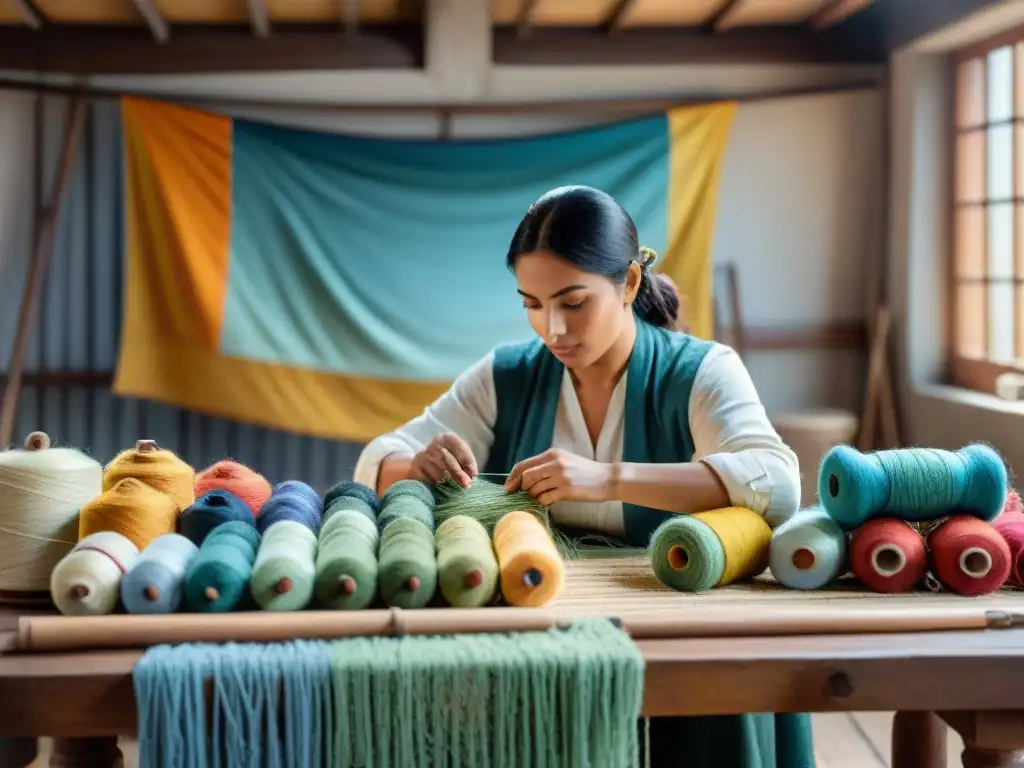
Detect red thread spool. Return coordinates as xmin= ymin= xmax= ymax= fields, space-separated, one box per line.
xmin=928 ymin=516 xmax=1011 ymax=596
xmin=993 ymin=490 xmax=1024 ymax=585
xmin=849 ymin=518 xmax=926 ymax=593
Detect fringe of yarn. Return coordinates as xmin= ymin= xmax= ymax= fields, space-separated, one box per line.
xmin=133 ymin=620 xmax=644 ymax=768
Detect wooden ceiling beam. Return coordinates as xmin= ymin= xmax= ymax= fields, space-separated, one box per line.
xmin=603 ymin=0 xmax=640 ymax=34
xmin=809 ymin=0 xmax=873 ymax=29
xmin=517 ymin=0 xmax=540 ymax=38
xmin=131 ymin=0 xmax=169 ymax=43
xmin=246 ymin=0 xmax=271 ymax=37
xmin=12 ymin=0 xmax=43 ymax=29
xmin=710 ymin=0 xmax=747 ymax=33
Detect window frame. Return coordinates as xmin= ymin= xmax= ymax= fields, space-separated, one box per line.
xmin=949 ymin=29 xmax=1024 ymax=394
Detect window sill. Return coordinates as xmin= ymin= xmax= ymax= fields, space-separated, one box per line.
xmin=914 ymin=381 xmax=1024 ymax=417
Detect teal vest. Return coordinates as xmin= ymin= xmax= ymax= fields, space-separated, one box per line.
xmin=484 ymin=318 xmax=714 ymax=548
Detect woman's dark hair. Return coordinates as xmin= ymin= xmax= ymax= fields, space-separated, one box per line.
xmin=506 ymin=185 xmax=682 ymax=331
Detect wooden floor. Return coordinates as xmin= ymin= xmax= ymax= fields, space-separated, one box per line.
xmin=27 ymin=714 xmax=964 ymax=767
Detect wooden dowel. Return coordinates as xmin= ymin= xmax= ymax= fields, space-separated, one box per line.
xmin=15 ymin=605 xmax=1020 ymax=653
xmin=0 ymin=97 xmax=87 ymax=450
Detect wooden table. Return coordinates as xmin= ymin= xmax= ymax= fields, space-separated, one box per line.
xmin=1 ymin=624 xmax=1022 ymax=767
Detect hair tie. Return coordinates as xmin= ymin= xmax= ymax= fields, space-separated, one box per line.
xmin=638 ymin=247 xmax=658 ymax=269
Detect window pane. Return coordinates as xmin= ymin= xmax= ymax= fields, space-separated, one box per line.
xmin=959 ymin=57 xmax=986 ymax=128
xmin=957 ymin=206 xmax=986 ymax=277
xmin=957 ymin=130 xmax=985 ymax=202
xmin=989 ymin=280 xmax=1016 ymax=362
xmin=956 ymin=281 xmax=987 ymax=358
xmin=988 ymin=123 xmax=1013 ymax=199
xmin=989 ymin=46 xmax=1014 ymax=122
xmin=989 ymin=203 xmax=1014 ymax=278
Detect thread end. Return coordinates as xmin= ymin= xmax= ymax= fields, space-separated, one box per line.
xmin=274 ymin=578 xmax=293 ymax=595
xmin=25 ymin=431 xmax=50 ymax=451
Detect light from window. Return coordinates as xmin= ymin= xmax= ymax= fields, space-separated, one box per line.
xmin=953 ymin=44 xmax=1024 ymax=389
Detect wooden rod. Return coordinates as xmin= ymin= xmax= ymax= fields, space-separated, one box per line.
xmin=0 ymin=98 xmax=87 ymax=450
xmin=15 ymin=605 xmax=1020 ymax=653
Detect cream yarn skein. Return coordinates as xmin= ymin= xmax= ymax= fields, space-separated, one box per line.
xmin=50 ymin=531 xmax=139 ymax=615
xmin=0 ymin=431 xmax=101 ymax=593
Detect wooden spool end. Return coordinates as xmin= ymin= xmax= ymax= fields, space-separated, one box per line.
xmin=204 ymin=586 xmax=220 ymax=602
xmin=24 ymin=431 xmax=50 ymax=451
xmin=69 ymin=584 xmax=89 ymax=600
xmin=338 ymin=575 xmax=356 ymax=595
xmin=667 ymin=545 xmax=688 ymax=570
xmin=274 ymin=578 xmax=292 ymax=595
xmin=792 ymin=548 xmax=817 ymax=571
xmin=464 ymin=569 xmax=483 ymax=589
xmin=143 ymin=585 xmax=160 ymax=602
xmin=136 ymin=439 xmax=158 ymax=453
xmin=522 ymin=568 xmax=543 ymax=588
xmin=406 ymin=576 xmax=421 ymax=592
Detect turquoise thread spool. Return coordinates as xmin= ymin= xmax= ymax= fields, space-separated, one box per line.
xmin=184 ymin=521 xmax=261 ymax=612
xmin=818 ymin=444 xmax=1008 ymax=531
xmin=121 ymin=533 xmax=199 ymax=614
xmin=768 ymin=507 xmax=848 ymax=590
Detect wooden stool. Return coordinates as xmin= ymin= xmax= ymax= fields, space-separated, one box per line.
xmin=772 ymin=409 xmax=859 ymax=507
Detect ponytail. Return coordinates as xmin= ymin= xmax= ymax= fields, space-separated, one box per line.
xmin=632 ymin=248 xmax=682 ymax=331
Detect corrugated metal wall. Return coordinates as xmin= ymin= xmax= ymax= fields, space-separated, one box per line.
xmin=1 ymin=96 xmax=364 ymax=492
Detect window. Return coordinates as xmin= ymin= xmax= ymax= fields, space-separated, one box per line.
xmin=951 ymin=39 xmax=1024 ymax=392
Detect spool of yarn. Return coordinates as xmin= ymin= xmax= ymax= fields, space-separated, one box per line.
xmin=256 ymin=481 xmax=323 ymax=536
xmin=435 ymin=515 xmax=499 ymax=608
xmin=78 ymin=477 xmax=178 ymax=550
xmin=378 ymin=517 xmax=437 ymax=609
xmin=0 ymin=431 xmax=100 ymax=595
xmin=250 ymin=521 xmax=318 ymax=611
xmin=493 ymin=510 xmax=564 ymax=607
xmin=179 ymin=490 xmax=255 ymax=546
xmin=378 ymin=494 xmax=435 ymax=534
xmin=768 ymin=507 xmax=848 ymax=590
xmin=994 ymin=490 xmax=1024 ymax=585
xmin=928 ymin=515 xmax=1011 ymax=596
xmin=103 ymin=439 xmax=194 ymax=513
xmin=849 ymin=518 xmax=926 ymax=593
xmin=184 ymin=521 xmax=262 ymax=612
xmin=649 ymin=507 xmax=771 ymax=593
xmin=49 ymin=531 xmax=139 ymax=616
xmin=324 ymin=480 xmax=380 ymax=517
xmin=315 ymin=506 xmax=380 ymax=610
xmin=324 ymin=493 xmax=377 ymax=525
xmin=120 ymin=533 xmax=199 ymax=614
xmin=818 ymin=443 xmax=1007 ymax=531
xmin=194 ymin=460 xmax=272 ymax=516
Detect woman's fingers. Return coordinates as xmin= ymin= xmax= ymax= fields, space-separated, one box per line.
xmin=439 ymin=433 xmax=478 ymax=479
xmin=438 ymin=447 xmax=473 ymax=488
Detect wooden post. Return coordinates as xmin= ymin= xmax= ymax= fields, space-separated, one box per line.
xmin=0 ymin=96 xmax=87 ymax=449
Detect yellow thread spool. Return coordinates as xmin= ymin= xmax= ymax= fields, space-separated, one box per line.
xmin=693 ymin=506 xmax=772 ymax=586
xmin=493 ymin=510 xmax=564 ymax=607
xmin=79 ymin=478 xmax=179 ymax=550
xmin=103 ymin=439 xmax=195 ymax=514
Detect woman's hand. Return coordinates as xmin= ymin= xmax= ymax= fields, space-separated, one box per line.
xmin=504 ymin=449 xmax=614 ymax=506
xmin=409 ymin=433 xmax=478 ymax=488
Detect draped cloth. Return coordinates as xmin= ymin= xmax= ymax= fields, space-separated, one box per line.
xmin=115 ymin=97 xmax=736 ymax=441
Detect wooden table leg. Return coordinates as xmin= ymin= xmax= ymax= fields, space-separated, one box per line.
xmin=893 ymin=711 xmax=948 ymax=768
xmin=48 ymin=738 xmax=123 ymax=768
xmin=940 ymin=711 xmax=1024 ymax=767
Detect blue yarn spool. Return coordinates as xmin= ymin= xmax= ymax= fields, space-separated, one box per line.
xmin=257 ymin=481 xmax=323 ymax=536
xmin=381 ymin=479 xmax=436 ymax=510
xmin=184 ymin=521 xmax=262 ymax=612
xmin=179 ymin=490 xmax=255 ymax=546
xmin=818 ymin=443 xmax=1008 ymax=531
xmin=121 ymin=533 xmax=199 ymax=614
xmin=324 ymin=480 xmax=380 ymax=516
xmin=768 ymin=507 xmax=848 ymax=590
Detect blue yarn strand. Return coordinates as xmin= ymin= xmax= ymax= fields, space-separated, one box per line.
xmin=818 ymin=443 xmax=1008 ymax=530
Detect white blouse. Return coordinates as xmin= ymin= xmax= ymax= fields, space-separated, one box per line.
xmin=353 ymin=343 xmax=801 ymax=534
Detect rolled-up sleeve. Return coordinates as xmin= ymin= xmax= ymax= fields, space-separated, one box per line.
xmin=352 ymin=352 xmax=498 ymax=489
xmin=688 ymin=345 xmax=801 ymax=528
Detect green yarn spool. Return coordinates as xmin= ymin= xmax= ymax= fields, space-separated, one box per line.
xmin=378 ymin=516 xmax=437 ymax=609
xmin=377 ymin=494 xmax=435 ymax=533
xmin=324 ymin=494 xmax=376 ymax=526
xmin=648 ymin=515 xmax=726 ymax=592
xmin=184 ymin=520 xmax=262 ymax=612
xmin=250 ymin=520 xmax=318 ymax=611
xmin=432 ymin=476 xmax=578 ymax=559
xmin=381 ymin=478 xmax=436 ymax=510
xmin=315 ymin=510 xmax=380 ymax=610
xmin=435 ymin=515 xmax=499 ymax=608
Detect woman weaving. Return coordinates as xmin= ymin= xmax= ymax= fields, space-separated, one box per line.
xmin=354 ymin=185 xmax=813 ymax=767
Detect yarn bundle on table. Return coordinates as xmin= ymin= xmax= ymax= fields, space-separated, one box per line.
xmin=769 ymin=443 xmax=1013 ymax=596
